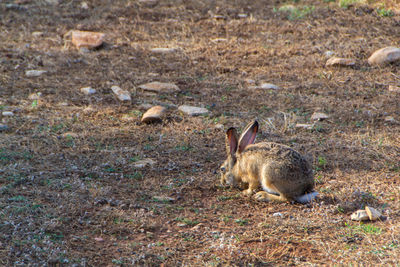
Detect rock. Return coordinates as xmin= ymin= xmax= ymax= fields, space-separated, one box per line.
xmin=150 ymin=48 xmax=178 ymax=54
xmin=311 ymin=112 xmax=329 ymax=121
xmin=141 ymin=105 xmax=165 ymax=123
xmin=178 ymin=105 xmax=209 ymax=116
xmin=111 ymin=86 xmax=131 ymax=101
xmin=0 ymin=124 xmax=8 ymax=131
xmin=153 ymin=196 xmax=175 ymax=202
xmin=351 ymin=210 xmax=369 ymax=221
xmin=25 ymin=70 xmax=47 ymax=77
xmin=295 ymin=123 xmax=314 ymax=129
xmin=368 ymin=47 xmax=400 ymax=66
xmin=71 ymin=30 xmax=105 ymax=50
xmin=238 ymin=13 xmax=248 ymax=18
xmin=325 ymin=57 xmax=355 ymax=67
xmin=388 ymin=85 xmax=400 ymax=93
xmin=80 ymin=87 xmax=96 ymax=95
xmin=324 ymin=51 xmax=335 ymax=57
xmin=259 ymin=83 xmax=280 ymax=90
xmin=81 ymin=1 xmax=89 ymax=9
xmin=177 ymin=223 xmax=186 ymax=227
xmin=272 ymin=212 xmax=283 ymax=218
xmin=132 ymin=158 xmax=156 ymax=168
xmin=2 ymin=111 xmax=14 ymax=117
xmin=32 ymin=31 xmax=44 ymax=37
xmin=365 ymin=206 xmax=382 ymax=221
xmin=139 ymin=82 xmax=180 ymax=94
xmin=94 ymin=237 xmax=104 ymax=242
xmin=385 ymin=116 xmax=396 ymax=123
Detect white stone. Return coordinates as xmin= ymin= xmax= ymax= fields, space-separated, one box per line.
xmin=368 ymin=47 xmax=400 ymax=65
xmin=365 ymin=206 xmax=382 ymax=221
xmin=111 ymin=86 xmax=131 ymax=101
xmin=81 ymin=1 xmax=89 ymax=9
xmin=25 ymin=70 xmax=47 ymax=77
xmin=2 ymin=111 xmax=14 ymax=116
xmin=178 ymin=105 xmax=209 ymax=116
xmin=311 ymin=112 xmax=329 ymax=121
xmin=139 ymin=82 xmax=180 ymax=94
xmin=351 ymin=210 xmax=369 ymax=221
xmin=80 ymin=87 xmax=96 ymax=95
xmin=32 ymin=32 xmax=44 ymax=37
xmin=132 ymin=158 xmax=156 ymax=168
xmin=150 ymin=48 xmax=178 ymax=54
xmin=325 ymin=57 xmax=355 ymax=67
xmin=259 ymin=83 xmax=280 ymax=90
xmin=388 ymin=85 xmax=400 ymax=93
xmin=295 ymin=123 xmax=314 ymax=129
xmin=238 ymin=14 xmax=248 ymax=18
xmin=272 ymin=212 xmax=283 ymax=218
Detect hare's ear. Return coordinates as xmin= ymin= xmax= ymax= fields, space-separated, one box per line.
xmin=238 ymin=121 xmax=258 ymax=153
xmin=226 ymin=127 xmax=238 ymax=157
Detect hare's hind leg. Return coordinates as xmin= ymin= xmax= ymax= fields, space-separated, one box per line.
xmin=254 ymin=191 xmax=287 ymax=202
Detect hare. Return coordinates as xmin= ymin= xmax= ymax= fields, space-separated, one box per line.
xmin=220 ymin=120 xmax=318 ymax=203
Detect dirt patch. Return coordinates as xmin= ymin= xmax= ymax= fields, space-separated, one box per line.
xmin=1 ymin=0 xmax=400 ymax=265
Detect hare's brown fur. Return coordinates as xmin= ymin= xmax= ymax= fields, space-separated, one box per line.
xmin=220 ymin=121 xmax=317 ymax=203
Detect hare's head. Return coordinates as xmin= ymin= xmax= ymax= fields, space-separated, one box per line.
xmin=220 ymin=121 xmax=259 ymax=187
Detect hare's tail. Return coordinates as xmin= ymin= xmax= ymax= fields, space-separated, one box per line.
xmin=295 ymin=191 xmax=319 ymax=204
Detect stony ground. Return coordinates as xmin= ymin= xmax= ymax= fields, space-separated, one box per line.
xmin=1 ymin=0 xmax=400 ymax=266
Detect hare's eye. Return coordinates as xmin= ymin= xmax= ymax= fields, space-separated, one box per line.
xmin=220 ymin=167 xmax=226 ymax=172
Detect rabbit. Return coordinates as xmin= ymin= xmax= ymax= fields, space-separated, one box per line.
xmin=220 ymin=120 xmax=318 ymax=203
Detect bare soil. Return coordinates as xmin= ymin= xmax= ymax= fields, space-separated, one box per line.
xmin=1 ymin=0 xmax=400 ymax=266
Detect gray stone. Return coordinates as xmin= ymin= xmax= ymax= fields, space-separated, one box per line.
xmin=311 ymin=112 xmax=329 ymax=121
xmin=25 ymin=70 xmax=47 ymax=77
xmin=260 ymin=83 xmax=280 ymax=90
xmin=2 ymin=111 xmax=14 ymax=117
xmin=80 ymin=87 xmax=96 ymax=95
xmin=139 ymin=82 xmax=180 ymax=94
xmin=111 ymin=86 xmax=131 ymax=101
xmin=178 ymin=105 xmax=209 ymax=116
xmin=368 ymin=47 xmax=400 ymax=65
xmin=365 ymin=206 xmax=382 ymax=221
xmin=325 ymin=57 xmax=355 ymax=67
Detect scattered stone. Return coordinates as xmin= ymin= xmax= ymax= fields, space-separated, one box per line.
xmin=295 ymin=123 xmax=314 ymax=130
xmin=365 ymin=206 xmax=382 ymax=221
xmin=259 ymin=83 xmax=280 ymax=90
xmin=368 ymin=47 xmax=400 ymax=66
xmin=150 ymin=48 xmax=178 ymax=54
xmin=351 ymin=210 xmax=369 ymax=221
xmin=32 ymin=31 xmax=44 ymax=38
xmin=272 ymin=212 xmax=283 ymax=218
xmin=385 ymin=116 xmax=396 ymax=123
xmin=153 ymin=196 xmax=175 ymax=203
xmin=2 ymin=111 xmax=14 ymax=117
xmin=0 ymin=124 xmax=8 ymax=131
xmin=111 ymin=86 xmax=131 ymax=101
xmin=211 ymin=38 xmax=228 ymax=43
xmin=81 ymin=1 xmax=89 ymax=9
xmin=388 ymin=85 xmax=400 ymax=93
xmin=141 ymin=105 xmax=165 ymax=123
xmin=139 ymin=82 xmax=180 ymax=94
xmin=80 ymin=86 xmax=96 ymax=95
xmin=132 ymin=158 xmax=156 ymax=168
xmin=25 ymin=70 xmax=47 ymax=77
xmin=324 ymin=51 xmax=335 ymax=57
xmin=325 ymin=57 xmax=355 ymax=67
xmin=311 ymin=112 xmax=329 ymax=121
xmin=71 ymin=30 xmax=105 ymax=50
xmin=178 ymin=105 xmax=209 ymax=116
xmin=28 ymin=92 xmax=42 ymax=100
xmin=94 ymin=237 xmax=104 ymax=242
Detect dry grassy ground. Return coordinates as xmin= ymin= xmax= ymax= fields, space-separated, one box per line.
xmin=1 ymin=0 xmax=400 ymax=265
